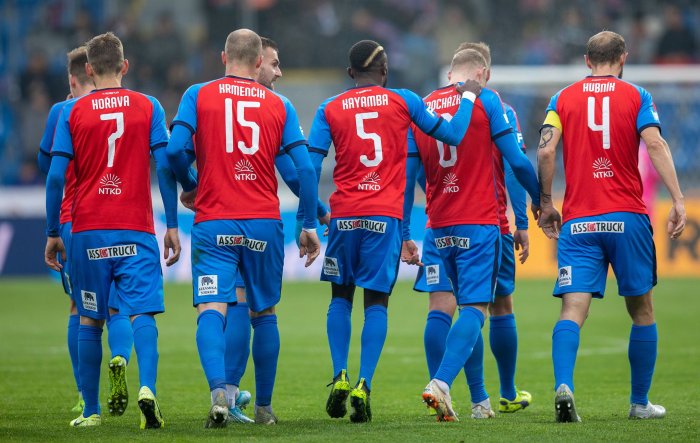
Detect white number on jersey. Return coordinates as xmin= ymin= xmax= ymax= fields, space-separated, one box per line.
xmin=100 ymin=112 xmax=124 ymax=167
xmin=587 ymin=96 xmax=611 ymax=149
xmin=225 ymin=99 xmax=261 ymax=155
xmin=436 ymin=113 xmax=457 ymax=167
xmin=356 ymin=112 xmax=383 ymax=167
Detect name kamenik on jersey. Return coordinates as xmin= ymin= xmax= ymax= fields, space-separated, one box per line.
xmin=570 ymin=221 xmax=625 ymax=234
xmin=218 ymin=83 xmax=266 ymax=98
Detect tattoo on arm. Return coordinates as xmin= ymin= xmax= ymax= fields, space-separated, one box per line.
xmin=538 ymin=127 xmax=554 ymax=150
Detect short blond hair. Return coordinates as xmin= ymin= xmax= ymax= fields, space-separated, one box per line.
xmin=450 ymin=48 xmax=488 ymax=72
xmin=67 ymin=46 xmax=90 ymax=84
xmin=455 ymin=42 xmax=491 ymax=67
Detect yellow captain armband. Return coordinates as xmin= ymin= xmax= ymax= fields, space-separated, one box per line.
xmin=542 ymin=111 xmax=562 ymax=133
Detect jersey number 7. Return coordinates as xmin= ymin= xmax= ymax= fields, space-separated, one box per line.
xmin=100 ymin=112 xmax=124 ymax=167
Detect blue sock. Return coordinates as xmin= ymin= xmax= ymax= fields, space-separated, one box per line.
xmin=327 ymin=297 xmax=352 ymax=377
xmin=552 ymin=319 xmax=580 ymax=391
xmin=67 ymin=315 xmax=81 ymax=394
xmin=132 ymin=315 xmax=158 ymax=395
xmin=251 ymin=314 xmax=279 ymax=406
xmin=359 ymin=305 xmax=388 ymax=390
xmin=225 ymin=302 xmax=251 ymax=387
xmin=629 ymin=323 xmax=657 ymax=405
xmin=424 ymin=310 xmax=452 ymax=379
xmin=464 ymin=331 xmax=488 ymax=403
xmin=490 ymin=313 xmax=518 ymax=400
xmin=107 ymin=313 xmax=133 ymax=363
xmin=196 ymin=310 xmax=227 ymax=391
xmin=434 ymin=307 xmax=484 ymax=387
xmin=78 ymin=324 xmax=103 ymax=416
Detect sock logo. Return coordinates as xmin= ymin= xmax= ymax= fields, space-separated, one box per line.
xmin=323 ymin=256 xmax=340 ymax=277
xmin=558 ymin=266 xmax=572 ymax=287
xmin=198 ymin=274 xmax=218 ymax=296
xmin=81 ymin=290 xmax=98 ymax=312
xmin=426 ymin=264 xmax=440 ymax=285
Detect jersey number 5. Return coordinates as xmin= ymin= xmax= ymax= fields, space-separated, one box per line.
xmin=100 ymin=112 xmax=124 ymax=167
xmin=587 ymin=96 xmax=610 ymax=149
xmin=356 ymin=112 xmax=382 ymax=167
xmin=225 ymin=99 xmax=260 ymax=155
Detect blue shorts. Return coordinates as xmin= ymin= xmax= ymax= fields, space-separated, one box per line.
xmin=191 ymin=219 xmax=283 ymax=313
xmin=495 ymin=233 xmax=516 ymax=297
xmin=71 ymin=230 xmax=164 ymax=320
xmin=413 ymin=228 xmax=453 ymax=293
xmin=432 ymin=224 xmax=501 ymax=305
xmin=321 ymin=216 xmax=401 ymax=294
xmin=554 ymin=212 xmax=657 ymax=298
xmin=58 ymin=222 xmax=73 ymax=298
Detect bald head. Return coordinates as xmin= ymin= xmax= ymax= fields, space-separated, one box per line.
xmin=586 ymin=31 xmax=626 ymax=66
xmin=224 ymin=29 xmax=262 ymax=66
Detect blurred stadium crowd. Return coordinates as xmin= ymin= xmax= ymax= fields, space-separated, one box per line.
xmin=0 ymin=0 xmax=698 ymax=186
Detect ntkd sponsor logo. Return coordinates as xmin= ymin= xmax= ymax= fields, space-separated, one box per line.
xmin=216 ymin=235 xmax=267 ymax=252
xmin=358 ymin=172 xmax=381 ymax=191
xmin=558 ymin=266 xmax=572 ymax=286
xmin=442 ymin=173 xmax=459 ymax=193
xmin=81 ymin=290 xmax=98 ymax=311
xmin=87 ymin=244 xmax=137 ymax=260
xmin=571 ymin=221 xmax=624 ymax=234
xmin=99 ymin=173 xmax=122 ymax=195
xmin=234 ymin=159 xmax=257 ymax=180
xmin=435 ymin=236 xmax=470 ymax=249
xmin=336 ymin=219 xmax=387 ymax=233
xmin=592 ymin=157 xmax=614 ymax=179
xmin=198 ymin=274 xmax=218 ymax=296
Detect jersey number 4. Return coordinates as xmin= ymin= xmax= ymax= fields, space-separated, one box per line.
xmin=225 ymin=99 xmax=260 ymax=155
xmin=100 ymin=112 xmax=124 ymax=167
xmin=587 ymin=96 xmax=610 ymax=149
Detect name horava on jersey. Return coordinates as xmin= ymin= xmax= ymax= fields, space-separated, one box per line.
xmin=92 ymin=95 xmax=130 ymax=110
xmin=234 ymin=159 xmax=257 ymax=180
xmin=336 ymin=219 xmax=387 ymax=233
xmin=583 ymin=82 xmax=616 ymax=93
xmin=435 ymin=236 xmax=470 ymax=249
xmin=358 ymin=172 xmax=381 ymax=191
xmin=570 ymin=221 xmax=624 ymax=234
xmin=87 ymin=244 xmax=138 ymax=260
xmin=442 ymin=173 xmax=459 ymax=193
xmin=216 ymin=235 xmax=267 ymax=252
xmin=592 ymin=157 xmax=614 ymax=179
xmin=425 ymin=94 xmax=460 ymax=112
xmin=99 ymin=173 xmax=122 ymax=194
xmin=218 ymin=83 xmax=266 ymax=98
xmin=341 ymin=94 xmax=389 ymax=110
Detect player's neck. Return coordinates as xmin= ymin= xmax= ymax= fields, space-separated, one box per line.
xmin=225 ymin=67 xmax=256 ymax=81
xmin=353 ymin=73 xmax=383 ymax=87
xmin=590 ymin=64 xmax=622 ymax=77
xmin=91 ymin=75 xmax=122 ymax=90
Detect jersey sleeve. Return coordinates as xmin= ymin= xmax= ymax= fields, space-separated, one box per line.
xmin=482 ymin=89 xmax=514 ymax=141
xmin=395 ymin=89 xmax=444 ymax=136
xmin=635 ymin=86 xmax=662 ymax=133
xmin=148 ymin=96 xmax=169 ymax=150
xmin=279 ymin=95 xmax=307 ymax=153
xmin=40 ymin=102 xmax=64 ymax=155
xmin=407 ymin=126 xmax=420 ymax=158
xmin=307 ymin=98 xmax=333 ymax=156
xmin=505 ymin=104 xmax=526 ymax=151
xmin=542 ymin=91 xmax=563 ymax=132
xmin=51 ymin=101 xmax=77 ymax=159
xmin=171 ymin=83 xmax=203 ymax=135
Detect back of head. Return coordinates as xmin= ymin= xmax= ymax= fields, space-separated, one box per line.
xmin=586 ymin=31 xmax=626 ymax=65
xmin=67 ymin=46 xmax=90 ymax=85
xmin=85 ymin=32 xmax=124 ymax=76
xmin=348 ymin=40 xmax=387 ymax=73
xmin=450 ymin=48 xmax=487 ymax=73
xmin=455 ymin=41 xmax=491 ymax=68
xmin=261 ymin=37 xmax=278 ymax=52
xmin=225 ymin=29 xmax=262 ymax=65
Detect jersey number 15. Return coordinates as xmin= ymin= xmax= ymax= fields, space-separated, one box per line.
xmin=225 ymin=99 xmax=260 ymax=155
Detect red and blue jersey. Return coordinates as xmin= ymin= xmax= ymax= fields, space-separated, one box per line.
xmin=308 ymin=85 xmax=473 ymax=220
xmin=544 ymin=76 xmax=661 ymax=223
xmin=51 ymin=88 xmax=169 ymax=234
xmin=171 ymin=76 xmax=306 ymax=224
xmin=411 ymin=86 xmax=513 ymax=229
xmin=40 ymin=100 xmax=76 ymax=225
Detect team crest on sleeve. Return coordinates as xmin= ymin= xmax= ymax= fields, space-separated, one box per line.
xmin=323 ymin=256 xmax=340 ymax=277
xmin=558 ymin=266 xmax=572 ymax=287
xmin=198 ymin=275 xmax=218 ymax=296
xmin=426 ymin=265 xmax=440 ymax=285
xmin=81 ymin=290 xmax=98 ymax=312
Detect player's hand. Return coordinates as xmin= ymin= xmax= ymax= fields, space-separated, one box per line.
xmin=530 ymin=203 xmax=541 ymax=221
xmin=538 ymin=206 xmax=562 ymax=240
xmin=455 ymin=79 xmax=482 ymax=97
xmin=180 ymin=188 xmax=197 ymax=211
xmin=163 ymin=228 xmax=181 ymax=266
xmin=45 ymin=236 xmax=66 ymax=272
xmin=401 ymin=240 xmax=423 ymax=266
xmin=318 ymin=212 xmax=331 ymax=237
xmin=667 ymin=199 xmax=686 ymax=239
xmin=299 ymin=229 xmax=321 ymax=267
xmin=513 ymin=229 xmax=530 ymax=264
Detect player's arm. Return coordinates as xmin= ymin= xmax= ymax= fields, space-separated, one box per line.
xmin=167 ymin=85 xmax=201 ymax=192
xmin=416 ymin=163 xmax=427 ymax=194
xmin=504 ymin=105 xmax=529 ymax=231
xmin=38 ymin=102 xmax=64 ymax=175
xmin=402 ymin=129 xmax=423 ymax=266
xmin=536 ymin=107 xmax=563 ymax=239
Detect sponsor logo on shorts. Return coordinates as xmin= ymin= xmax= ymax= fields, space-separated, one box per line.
xmin=81 ymin=290 xmax=98 ymax=311
xmin=198 ymin=274 xmax=218 ymax=296
xmin=234 ymin=159 xmax=257 ymax=181
xmin=358 ymin=172 xmax=381 ymax=191
xmin=99 ymin=173 xmax=122 ymax=195
xmin=335 ymin=219 xmax=387 ymax=233
xmin=558 ymin=266 xmax=572 ymax=287
xmin=216 ymin=235 xmax=267 ymax=252
xmin=592 ymin=157 xmax=614 ymax=179
xmin=435 ymin=236 xmax=470 ymax=249
xmin=323 ymin=256 xmax=340 ymax=277
xmin=442 ymin=173 xmax=459 ymax=194
xmin=570 ymin=221 xmax=624 ymax=235
xmin=426 ymin=264 xmax=440 ymax=285
xmin=87 ymin=244 xmax=137 ymax=260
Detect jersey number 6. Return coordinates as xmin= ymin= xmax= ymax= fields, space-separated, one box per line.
xmin=225 ymin=99 xmax=260 ymax=155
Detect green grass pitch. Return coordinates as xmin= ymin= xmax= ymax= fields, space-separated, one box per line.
xmin=0 ymin=278 xmax=698 ymax=441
